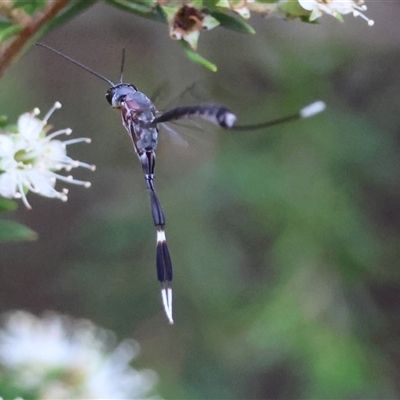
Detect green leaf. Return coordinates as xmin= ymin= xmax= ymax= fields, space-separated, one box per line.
xmin=0 ymin=199 xmax=18 ymax=212
xmin=209 ymin=10 xmax=255 ymax=34
xmin=203 ymin=0 xmax=219 ymax=6
xmin=12 ymin=0 xmax=46 ymax=15
xmin=180 ymin=40 xmax=217 ymax=72
xmin=0 ymin=22 xmax=23 ymax=43
xmin=158 ymin=3 xmax=176 ymax=22
xmin=192 ymin=0 xmax=204 ymax=8
xmin=154 ymin=4 xmax=167 ymax=23
xmin=300 ymin=15 xmax=318 ymax=23
xmin=0 ymin=115 xmax=8 ymax=128
xmin=0 ymin=220 xmax=37 ymax=241
xmin=105 ymin=0 xmax=164 ymax=22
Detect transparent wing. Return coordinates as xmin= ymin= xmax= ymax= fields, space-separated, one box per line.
xmin=159 ymin=123 xmax=189 ymax=148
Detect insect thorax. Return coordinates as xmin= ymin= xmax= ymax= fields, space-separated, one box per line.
xmin=118 ymin=90 xmax=158 ymax=153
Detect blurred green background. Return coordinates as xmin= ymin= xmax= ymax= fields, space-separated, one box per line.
xmin=1 ymin=2 xmax=400 ymax=398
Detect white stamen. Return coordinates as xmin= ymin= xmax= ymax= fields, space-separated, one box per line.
xmin=72 ymin=161 xmax=96 ymax=170
xmin=161 ymin=288 xmax=174 ymax=324
xmin=46 ymin=128 xmax=72 ymax=140
xmin=43 ymin=101 xmax=62 ymax=124
xmin=157 ymin=230 xmax=166 ymax=243
xmin=18 ymin=181 xmax=31 ymax=209
xmin=353 ymin=10 xmax=374 ymax=25
xmin=23 ymin=179 xmax=37 ymax=193
xmin=63 ymin=138 xmax=91 ymax=146
xmin=50 ymin=172 xmax=91 ymax=187
xmin=300 ymin=101 xmax=326 ymax=118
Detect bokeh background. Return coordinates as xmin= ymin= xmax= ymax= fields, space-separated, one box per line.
xmin=1 ymin=1 xmax=400 ymax=398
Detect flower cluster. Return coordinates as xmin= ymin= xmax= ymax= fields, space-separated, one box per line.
xmin=0 ymin=102 xmax=94 ymax=209
xmin=158 ymin=0 xmax=373 ymax=52
xmin=297 ymin=0 xmax=374 ymax=25
xmin=0 ymin=311 xmax=159 ymax=399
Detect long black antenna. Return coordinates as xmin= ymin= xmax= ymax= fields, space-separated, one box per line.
xmin=119 ymin=46 xmax=126 ymax=84
xmin=36 ymin=43 xmax=116 ymax=87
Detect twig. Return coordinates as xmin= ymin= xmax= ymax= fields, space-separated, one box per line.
xmin=0 ymin=0 xmax=69 ymax=79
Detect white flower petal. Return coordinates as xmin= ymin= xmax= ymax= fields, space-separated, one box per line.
xmin=25 ymin=170 xmax=57 ymax=197
xmin=202 ymin=14 xmax=220 ymax=30
xmin=17 ymin=112 xmax=43 ymax=140
xmin=0 ymin=134 xmax=15 ymax=157
xmin=0 ymin=171 xmax=17 ymax=198
xmin=234 ymin=6 xmax=250 ymax=19
xmin=44 ymin=140 xmax=67 ymax=167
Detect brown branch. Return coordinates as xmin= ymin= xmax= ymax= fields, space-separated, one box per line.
xmin=0 ymin=0 xmax=70 ymax=79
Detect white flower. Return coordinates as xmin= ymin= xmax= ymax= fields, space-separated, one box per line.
xmin=298 ymin=0 xmax=374 ymax=25
xmin=0 ymin=102 xmax=95 ymax=209
xmin=0 ymin=311 xmax=159 ymax=399
xmin=162 ymin=4 xmax=220 ymax=50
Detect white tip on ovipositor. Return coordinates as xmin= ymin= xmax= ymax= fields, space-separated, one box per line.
xmin=300 ymin=101 xmax=326 ymax=119
xmin=161 ymin=288 xmax=174 ymax=324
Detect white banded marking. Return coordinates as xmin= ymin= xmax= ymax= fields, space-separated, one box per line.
xmin=224 ymin=112 xmax=237 ymax=128
xmin=157 ymin=229 xmax=166 ymax=243
xmin=300 ymin=101 xmax=326 ymax=119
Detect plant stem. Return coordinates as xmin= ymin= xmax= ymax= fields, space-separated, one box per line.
xmin=0 ymin=0 xmax=69 ymax=79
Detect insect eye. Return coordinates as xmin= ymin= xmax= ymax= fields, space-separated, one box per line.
xmin=105 ymin=91 xmax=125 ymax=108
xmin=105 ymin=90 xmax=113 ymax=106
